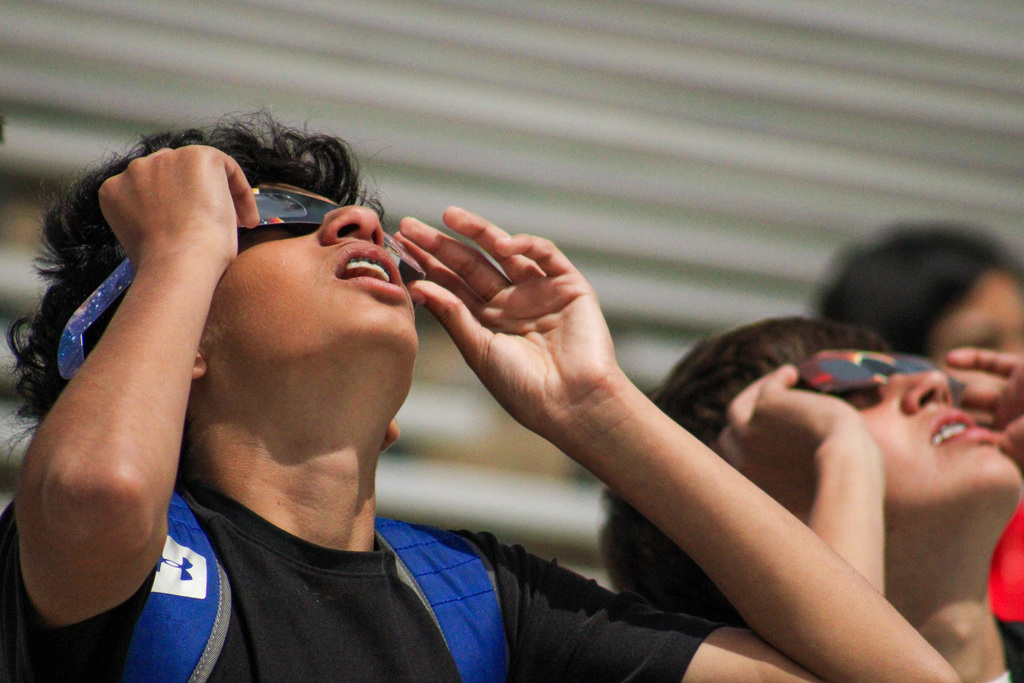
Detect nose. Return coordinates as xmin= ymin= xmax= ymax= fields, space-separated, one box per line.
xmin=318 ymin=205 xmax=384 ymax=247
xmin=887 ymin=371 xmax=954 ymax=414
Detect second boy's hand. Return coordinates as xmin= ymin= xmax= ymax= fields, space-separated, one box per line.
xmin=946 ymin=347 xmax=1024 ymax=464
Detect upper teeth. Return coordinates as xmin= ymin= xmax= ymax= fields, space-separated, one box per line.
xmin=345 ymin=259 xmax=390 ymax=283
xmin=932 ymin=422 xmax=967 ymax=445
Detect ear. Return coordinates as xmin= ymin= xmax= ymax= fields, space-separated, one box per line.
xmin=381 ymin=419 xmax=401 ymax=452
xmin=192 ymin=352 xmax=208 ymax=381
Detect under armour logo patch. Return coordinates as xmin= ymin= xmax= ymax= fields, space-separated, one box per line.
xmin=152 ymin=535 xmax=207 ymax=599
xmin=162 ymin=555 xmax=194 ymax=582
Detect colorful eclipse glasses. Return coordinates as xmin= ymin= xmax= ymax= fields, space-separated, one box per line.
xmin=797 ymin=350 xmax=964 ymax=405
xmin=57 ymin=187 xmax=425 ymax=380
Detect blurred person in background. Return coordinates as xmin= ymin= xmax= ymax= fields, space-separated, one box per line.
xmin=819 ymin=224 xmax=1024 ymax=622
xmin=602 ymin=317 xmax=1024 ymax=683
xmin=819 ymin=223 xmax=1024 ymax=363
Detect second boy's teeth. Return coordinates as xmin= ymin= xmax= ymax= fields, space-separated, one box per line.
xmin=932 ymin=422 xmax=967 ymax=445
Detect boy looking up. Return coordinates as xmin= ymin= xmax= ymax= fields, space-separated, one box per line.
xmin=2 ymin=114 xmax=953 ymax=682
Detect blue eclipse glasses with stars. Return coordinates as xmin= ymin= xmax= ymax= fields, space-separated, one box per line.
xmin=57 ymin=187 xmax=425 ymax=380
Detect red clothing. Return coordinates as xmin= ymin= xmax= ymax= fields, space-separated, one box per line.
xmin=991 ymin=504 xmax=1024 ymax=620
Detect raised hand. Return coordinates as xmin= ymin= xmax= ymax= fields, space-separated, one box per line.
xmin=98 ymin=145 xmax=259 ymax=273
xmin=945 ymin=348 xmax=1024 ymax=465
xmin=397 ymin=207 xmax=623 ymax=442
xmin=18 ymin=145 xmax=260 ymax=628
xmin=718 ymin=365 xmax=872 ymax=471
xmin=718 ymin=366 xmax=886 ymax=589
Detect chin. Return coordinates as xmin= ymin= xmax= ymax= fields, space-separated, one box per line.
xmin=953 ymin=462 xmax=1024 ymax=524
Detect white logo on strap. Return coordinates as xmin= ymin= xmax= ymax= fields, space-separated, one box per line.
xmin=152 ymin=535 xmax=207 ymax=600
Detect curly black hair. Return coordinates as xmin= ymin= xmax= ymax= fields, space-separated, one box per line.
xmin=8 ymin=112 xmax=380 ymax=426
xmin=600 ymin=317 xmax=888 ymax=626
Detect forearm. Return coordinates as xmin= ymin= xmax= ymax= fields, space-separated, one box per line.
xmin=552 ymin=373 xmax=953 ymax=682
xmin=16 ymin=250 xmax=223 ymax=625
xmin=399 ymin=210 xmax=950 ymax=679
xmin=809 ymin=431 xmax=886 ymax=592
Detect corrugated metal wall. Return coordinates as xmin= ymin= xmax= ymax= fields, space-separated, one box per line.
xmin=1 ymin=0 xmax=1022 ymax=570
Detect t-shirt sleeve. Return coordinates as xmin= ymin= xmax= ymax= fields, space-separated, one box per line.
xmin=0 ymin=501 xmax=153 ymax=683
xmin=460 ymin=530 xmax=721 ymax=683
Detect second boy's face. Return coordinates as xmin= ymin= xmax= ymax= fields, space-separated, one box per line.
xmin=853 ymin=370 xmax=1021 ymax=517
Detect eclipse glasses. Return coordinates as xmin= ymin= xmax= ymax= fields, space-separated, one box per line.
xmin=797 ymin=350 xmax=964 ymax=405
xmin=57 ymin=187 xmax=425 ymax=380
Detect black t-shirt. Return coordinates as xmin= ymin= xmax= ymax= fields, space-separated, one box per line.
xmin=0 ymin=484 xmax=719 ymax=682
xmin=1000 ymin=619 xmax=1024 ymax=681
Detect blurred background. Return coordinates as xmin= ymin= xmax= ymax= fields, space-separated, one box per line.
xmin=1 ymin=0 xmax=1022 ymax=581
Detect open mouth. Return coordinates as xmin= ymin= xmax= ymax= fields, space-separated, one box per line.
xmin=932 ymin=421 xmax=969 ymax=446
xmin=341 ymin=257 xmax=392 ymax=283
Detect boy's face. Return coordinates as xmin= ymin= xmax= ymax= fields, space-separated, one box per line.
xmin=853 ymin=370 xmax=1021 ymax=517
xmin=789 ymin=349 xmax=1019 ymax=516
xmin=733 ymin=350 xmax=1022 ymax=537
xmin=926 ymin=269 xmax=1024 ymax=360
xmin=197 ymin=185 xmax=419 ymax=406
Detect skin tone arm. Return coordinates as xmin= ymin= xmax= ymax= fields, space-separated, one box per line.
xmin=717 ymin=367 xmax=887 ymax=592
xmin=15 ymin=148 xmax=258 ymax=627
xmin=397 ymin=208 xmax=956 ymax=683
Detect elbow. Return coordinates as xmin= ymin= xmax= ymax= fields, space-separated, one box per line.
xmin=19 ymin=454 xmax=166 ymax=556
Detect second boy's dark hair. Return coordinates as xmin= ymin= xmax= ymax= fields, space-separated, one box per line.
xmin=601 ymin=317 xmax=887 ymax=625
xmin=7 ymin=112 xmax=380 ymax=426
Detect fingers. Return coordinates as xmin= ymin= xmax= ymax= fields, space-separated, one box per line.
xmin=945 ymin=348 xmax=1022 ymax=378
xmin=952 ymin=368 xmax=1001 ymax=416
xmin=945 ymin=349 xmax=1024 ymax=429
xmin=224 ymin=157 xmax=258 ymax=228
xmin=719 ymin=366 xmax=798 ymax=468
xmin=725 ymin=376 xmax=761 ymax=430
xmin=99 ymin=145 xmax=257 ymax=271
xmin=398 ymin=207 xmax=578 ymax=306
xmin=442 ymin=207 xmax=571 ymax=280
xmin=405 ymin=279 xmax=488 ymax=366
xmin=397 ymin=218 xmax=492 ymax=312
xmin=762 ymin=364 xmax=800 ymax=392
xmin=725 ymin=366 xmax=798 ymax=432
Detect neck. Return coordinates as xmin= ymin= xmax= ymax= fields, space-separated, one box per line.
xmin=914 ymin=602 xmax=1005 ymax=683
xmin=189 ymin=428 xmax=382 ymax=551
xmin=886 ymin=510 xmax=1009 ymax=683
xmin=187 ymin=358 xmax=410 ymax=552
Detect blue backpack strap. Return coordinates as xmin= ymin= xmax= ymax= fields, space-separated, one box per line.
xmin=376 ymin=518 xmax=507 ymax=683
xmin=122 ymin=492 xmax=231 ymax=683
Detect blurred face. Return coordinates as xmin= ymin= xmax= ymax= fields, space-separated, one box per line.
xmin=853 ymin=369 xmax=1021 ymax=517
xmin=926 ymin=269 xmax=1024 ymax=361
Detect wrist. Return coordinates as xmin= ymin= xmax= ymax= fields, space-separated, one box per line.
xmin=548 ymin=369 xmax=651 ymax=465
xmin=815 ymin=426 xmax=885 ymax=487
xmin=131 ymin=239 xmax=233 ymax=281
